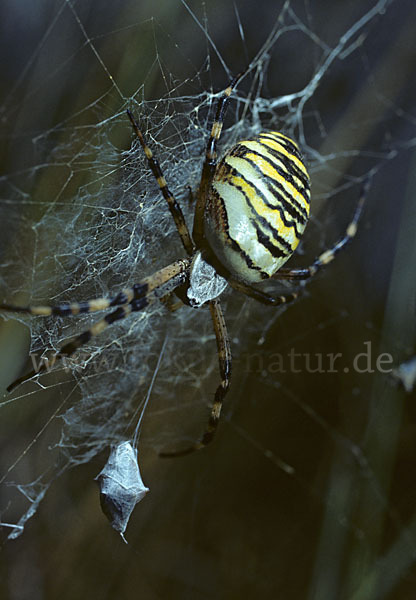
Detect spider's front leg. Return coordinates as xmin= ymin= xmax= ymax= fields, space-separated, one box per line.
xmin=127 ymin=109 xmax=194 ymax=256
xmin=160 ymin=298 xmax=231 ymax=457
xmin=2 ymin=260 xmax=190 ymax=393
xmin=0 ymin=261 xmax=188 ymax=318
xmin=192 ymin=72 xmax=246 ymax=247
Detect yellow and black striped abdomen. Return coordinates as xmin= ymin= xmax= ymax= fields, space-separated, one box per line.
xmin=204 ymin=131 xmax=311 ymax=283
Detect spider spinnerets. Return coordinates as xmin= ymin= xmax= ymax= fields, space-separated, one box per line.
xmin=1 ymin=73 xmax=366 ymax=457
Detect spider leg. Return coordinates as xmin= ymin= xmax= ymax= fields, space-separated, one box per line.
xmin=274 ymin=175 xmax=370 ymax=282
xmin=159 ymin=292 xmax=184 ymax=313
xmin=127 ymin=110 xmax=194 ymax=256
xmin=192 ymin=72 xmax=246 ymax=247
xmin=5 ymin=260 xmax=189 ymax=393
xmin=0 ymin=260 xmax=189 ymax=318
xmin=159 ymin=298 xmax=231 ymax=457
xmin=186 ymin=185 xmax=194 ymax=204
xmin=227 ymin=278 xmax=299 ymax=307
xmin=7 ymin=304 xmax=135 ymax=393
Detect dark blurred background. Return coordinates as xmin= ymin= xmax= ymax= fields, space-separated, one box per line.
xmin=1 ymin=1 xmax=416 ymax=599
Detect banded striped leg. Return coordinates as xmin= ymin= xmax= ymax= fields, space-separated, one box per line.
xmin=4 ymin=260 xmax=190 ymax=392
xmin=192 ymin=72 xmax=245 ymax=246
xmin=160 ymin=298 xmax=231 ymax=457
xmin=228 ymin=277 xmax=299 ymax=307
xmin=275 ymin=176 xmax=370 ymax=282
xmin=0 ymin=261 xmax=190 ymax=318
xmin=127 ymin=110 xmax=194 ymax=256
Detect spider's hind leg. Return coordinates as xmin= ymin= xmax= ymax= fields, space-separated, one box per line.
xmin=228 ymin=277 xmax=299 ymax=306
xmin=275 ymin=174 xmax=370 ymax=282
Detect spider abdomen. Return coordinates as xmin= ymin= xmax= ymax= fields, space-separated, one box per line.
xmin=204 ymin=131 xmax=311 ymax=283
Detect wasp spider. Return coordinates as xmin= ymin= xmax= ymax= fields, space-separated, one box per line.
xmin=0 ymin=74 xmax=367 ymax=457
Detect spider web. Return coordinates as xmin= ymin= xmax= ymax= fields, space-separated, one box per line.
xmin=1 ymin=0 xmax=416 ymax=597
